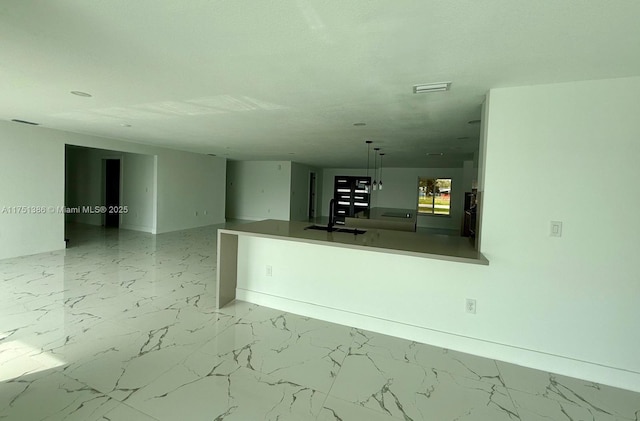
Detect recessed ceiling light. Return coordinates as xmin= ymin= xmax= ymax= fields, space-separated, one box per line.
xmin=208 ymin=153 xmax=217 ymax=156
xmin=353 ymin=122 xmax=366 ymax=126
xmin=468 ymin=119 xmax=481 ymax=125
xmin=11 ymin=119 xmax=39 ymax=126
xmin=413 ymin=82 xmax=451 ymax=94
xmin=120 ymin=123 xmax=132 ymax=128
xmin=70 ymin=91 xmax=92 ymax=97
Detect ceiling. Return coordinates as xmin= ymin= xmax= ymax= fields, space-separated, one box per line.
xmin=2 ymin=1 xmax=640 ymax=168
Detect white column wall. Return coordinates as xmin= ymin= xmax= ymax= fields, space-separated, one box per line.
xmin=0 ymin=122 xmax=65 ymax=259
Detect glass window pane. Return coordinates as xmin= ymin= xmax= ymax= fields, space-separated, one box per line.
xmin=418 ymin=177 xmax=451 ymax=215
xmin=434 ymin=178 xmax=451 ymax=215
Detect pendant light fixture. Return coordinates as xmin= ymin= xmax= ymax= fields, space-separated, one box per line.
xmin=372 ymin=148 xmax=380 ymax=190
xmin=378 ymin=153 xmax=384 ymax=190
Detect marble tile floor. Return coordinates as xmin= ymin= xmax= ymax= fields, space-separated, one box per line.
xmin=1 ymin=223 xmax=639 ymax=420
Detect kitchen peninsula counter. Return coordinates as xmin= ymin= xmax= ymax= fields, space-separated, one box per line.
xmin=216 ymin=219 xmax=488 ymax=308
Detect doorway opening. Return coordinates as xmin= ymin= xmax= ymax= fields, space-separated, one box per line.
xmin=104 ymin=159 xmax=120 ymax=228
xmin=308 ymin=172 xmax=317 ymax=220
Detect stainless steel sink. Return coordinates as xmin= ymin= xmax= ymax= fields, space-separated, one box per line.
xmin=305 ymin=225 xmax=366 ymax=235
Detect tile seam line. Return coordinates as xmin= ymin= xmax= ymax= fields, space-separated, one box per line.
xmin=495 ymin=358 xmax=523 ymax=421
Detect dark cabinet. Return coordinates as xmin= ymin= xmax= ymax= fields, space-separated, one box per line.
xmin=462 ymin=191 xmax=477 ymax=237
xmin=333 ymin=176 xmax=371 ymax=225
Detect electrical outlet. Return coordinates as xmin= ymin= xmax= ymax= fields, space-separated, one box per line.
xmin=195 ymin=211 xmax=198 ymax=216
xmin=466 ymin=298 xmax=477 ymax=314
xmin=266 ymin=265 xmax=272 ymax=277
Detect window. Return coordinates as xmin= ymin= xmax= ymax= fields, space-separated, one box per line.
xmin=418 ymin=178 xmax=451 ymax=215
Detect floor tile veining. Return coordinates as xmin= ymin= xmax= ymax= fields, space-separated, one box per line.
xmin=1 ymin=223 xmax=638 ymax=420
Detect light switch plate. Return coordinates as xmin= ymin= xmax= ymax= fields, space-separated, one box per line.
xmin=550 ymin=221 xmax=562 ymax=237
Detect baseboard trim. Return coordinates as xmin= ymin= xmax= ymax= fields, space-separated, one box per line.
xmin=236 ymin=288 xmax=640 ymax=393
xmin=120 ymin=223 xmax=153 ymax=233
xmin=228 ymin=216 xmax=264 ymax=222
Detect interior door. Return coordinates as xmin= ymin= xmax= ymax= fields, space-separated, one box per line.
xmin=105 ymin=159 xmax=120 ymax=228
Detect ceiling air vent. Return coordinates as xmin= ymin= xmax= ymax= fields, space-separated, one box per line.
xmin=11 ymin=119 xmax=39 ymax=126
xmin=413 ymin=82 xmax=452 ymax=94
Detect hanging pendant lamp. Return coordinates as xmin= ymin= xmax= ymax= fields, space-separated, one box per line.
xmin=378 ymin=153 xmax=384 ymax=190
xmin=372 ymin=148 xmax=380 ymax=190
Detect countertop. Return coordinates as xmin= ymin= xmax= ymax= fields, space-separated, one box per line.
xmin=351 ymin=207 xmax=416 ymax=221
xmin=346 ymin=207 xmax=417 ymax=232
xmin=218 ymin=220 xmax=488 ymax=265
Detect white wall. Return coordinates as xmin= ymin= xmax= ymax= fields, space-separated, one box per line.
xmin=235 ymin=76 xmax=640 ymax=392
xmin=156 ymin=150 xmax=226 ymax=233
xmin=478 ymin=76 xmax=640 ymax=379
xmin=63 ymin=132 xmax=226 ymax=234
xmin=289 ymin=162 xmax=318 ymax=221
xmin=121 ymin=152 xmax=155 ymax=232
xmin=65 ymin=143 xmax=224 ymax=234
xmin=225 ymin=161 xmax=292 ymax=221
xmin=321 ymin=167 xmax=465 ymax=230
xmin=1 ymin=121 xmax=227 ymax=258
xmin=461 ymin=160 xmax=475 ymax=193
xmin=0 ymin=122 xmax=65 ymax=260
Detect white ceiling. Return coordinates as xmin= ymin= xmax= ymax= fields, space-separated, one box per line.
xmin=2 ymin=1 xmax=640 ymax=168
